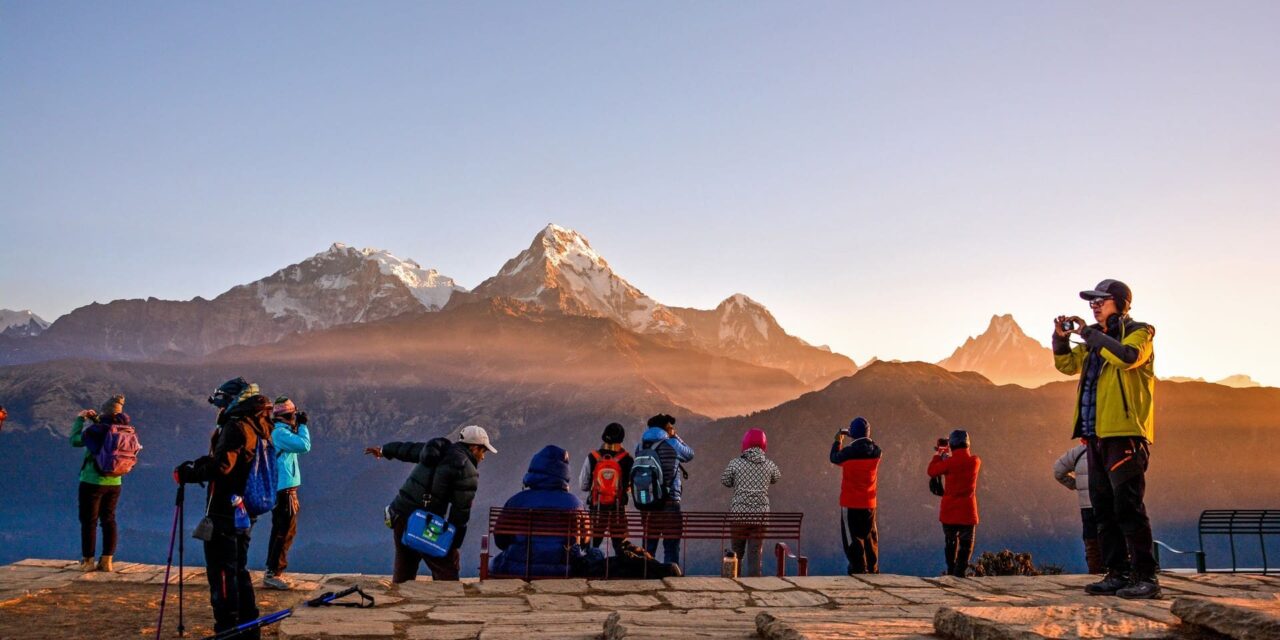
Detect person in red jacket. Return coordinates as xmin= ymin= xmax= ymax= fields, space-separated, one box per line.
xmin=829 ymin=417 xmax=881 ymax=574
xmin=927 ymin=429 xmax=980 ymax=577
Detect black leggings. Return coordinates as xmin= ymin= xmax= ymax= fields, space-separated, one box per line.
xmin=78 ymin=482 xmax=121 ymax=558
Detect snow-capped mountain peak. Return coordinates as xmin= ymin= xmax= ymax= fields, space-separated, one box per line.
xmin=937 ymin=313 xmax=1070 ymax=387
xmin=716 ymin=294 xmax=775 ymax=343
xmin=0 ymin=309 xmax=50 ymax=337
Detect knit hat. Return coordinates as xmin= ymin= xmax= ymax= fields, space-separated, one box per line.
xmin=208 ymin=377 xmax=251 ymax=408
xmin=948 ymin=429 xmax=970 ymax=450
xmin=741 ymin=428 xmax=767 ymax=452
xmin=601 ymin=422 xmax=625 ymax=444
xmin=646 ymin=414 xmax=676 ymax=429
xmin=1080 ymin=279 xmax=1133 ymax=313
xmin=273 ymin=396 xmax=297 ymax=416
xmin=848 ymin=417 xmax=870 ymax=439
xmin=101 ymin=394 xmax=125 ymax=416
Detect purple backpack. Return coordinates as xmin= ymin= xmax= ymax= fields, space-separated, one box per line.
xmin=88 ymin=419 xmax=143 ymax=477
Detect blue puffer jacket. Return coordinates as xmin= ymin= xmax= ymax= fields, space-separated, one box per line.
xmin=637 ymin=427 xmax=695 ymax=503
xmin=273 ymin=421 xmax=311 ymax=491
xmin=490 ymin=445 xmax=585 ymax=577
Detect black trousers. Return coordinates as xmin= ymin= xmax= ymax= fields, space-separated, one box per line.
xmin=1087 ymin=436 xmax=1157 ymax=577
xmin=942 ymin=524 xmax=976 ymax=577
xmin=78 ymin=482 xmax=121 ymax=558
xmin=840 ymin=507 xmax=879 ymax=574
xmin=266 ymin=488 xmax=300 ymax=575
xmin=204 ymin=521 xmax=260 ymax=639
xmin=641 ymin=502 xmax=683 ymax=566
xmin=588 ymin=503 xmax=628 ymax=554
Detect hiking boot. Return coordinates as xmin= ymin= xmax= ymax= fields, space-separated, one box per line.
xmin=667 ymin=563 xmax=683 ymax=578
xmin=1084 ymin=571 xmax=1130 ymax=595
xmin=78 ymin=557 xmax=97 ymax=572
xmin=1117 ymin=577 xmax=1161 ymax=600
xmin=97 ymin=556 xmax=113 ymax=572
xmin=263 ymin=572 xmax=291 ymax=590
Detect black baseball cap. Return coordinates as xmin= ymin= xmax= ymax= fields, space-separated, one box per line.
xmin=1080 ymin=279 xmax=1132 ymax=310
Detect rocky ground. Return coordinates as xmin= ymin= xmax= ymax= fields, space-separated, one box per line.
xmin=2 ymin=559 xmax=1278 ymax=639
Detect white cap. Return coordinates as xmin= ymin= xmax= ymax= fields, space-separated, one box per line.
xmin=458 ymin=425 xmax=497 ymax=453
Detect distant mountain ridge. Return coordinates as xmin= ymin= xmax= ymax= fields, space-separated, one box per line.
xmin=1163 ymin=374 xmax=1265 ymax=389
xmin=0 ymin=310 xmax=49 ymax=338
xmin=937 ymin=314 xmax=1071 ymax=387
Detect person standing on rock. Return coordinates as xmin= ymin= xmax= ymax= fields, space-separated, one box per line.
xmin=365 ymin=424 xmax=496 ymax=582
xmin=263 ymin=396 xmax=312 ymax=590
xmin=1052 ymin=440 xmax=1104 ymax=574
xmin=928 ymin=429 xmax=980 ymax=578
xmin=70 ymin=394 xmax=135 ymax=573
xmin=830 ymin=416 xmax=882 ymax=574
xmin=633 ymin=414 xmax=695 ymax=566
xmin=722 ymin=428 xmax=781 ymax=577
xmin=578 ymin=422 xmax=633 ymax=554
xmin=173 ymin=377 xmax=274 ymax=639
xmin=1053 ymin=279 xmax=1160 ymax=599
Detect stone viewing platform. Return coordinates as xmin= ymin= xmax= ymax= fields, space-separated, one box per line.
xmin=2 ymin=560 xmax=1279 ymax=639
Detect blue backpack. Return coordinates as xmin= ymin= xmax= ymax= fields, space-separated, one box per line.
xmin=630 ymin=443 xmax=665 ymax=510
xmin=243 ymin=432 xmax=277 ymax=517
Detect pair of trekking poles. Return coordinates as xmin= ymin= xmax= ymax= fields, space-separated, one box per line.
xmin=155 ymin=484 xmax=374 ymax=640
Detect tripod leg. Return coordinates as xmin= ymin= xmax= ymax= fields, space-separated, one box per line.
xmin=178 ymin=485 xmax=186 ymax=637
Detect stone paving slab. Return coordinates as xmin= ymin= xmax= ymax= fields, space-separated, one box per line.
xmin=526 ymin=593 xmax=584 ymax=610
xmin=664 ymin=576 xmax=745 ymax=591
xmin=749 ymin=589 xmax=830 ymax=607
xmin=736 ymin=576 xmax=794 ymax=591
xmin=660 ymin=589 xmax=752 ymax=608
xmin=606 ymin=610 xmax=758 ymax=640
xmin=588 ymin=579 xmax=667 ymax=592
xmin=757 ymin=611 xmax=935 ymax=639
xmin=933 ymin=605 xmax=1174 ymax=639
xmin=1171 ymin=596 xmax=1280 ymax=639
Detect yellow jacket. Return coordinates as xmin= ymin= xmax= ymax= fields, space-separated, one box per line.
xmin=1053 ymin=316 xmax=1156 ymax=443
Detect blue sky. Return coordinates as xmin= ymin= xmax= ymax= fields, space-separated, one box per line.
xmin=2 ymin=2 xmax=1278 ymax=384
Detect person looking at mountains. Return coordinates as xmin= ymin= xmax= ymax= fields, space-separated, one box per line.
xmin=721 ymin=428 xmax=781 ymax=577
xmin=928 ymin=429 xmax=980 ymax=578
xmin=1053 ymin=279 xmax=1159 ymax=599
xmin=633 ymin=413 xmax=694 ymax=566
xmin=263 ymin=396 xmax=312 ymax=590
xmin=365 ymin=424 xmax=496 ymax=582
xmin=173 ymin=377 xmax=275 ymax=639
xmin=70 ymin=394 xmax=136 ymax=573
xmin=829 ymin=417 xmax=881 ymax=574
xmin=578 ymin=422 xmax=632 ymax=554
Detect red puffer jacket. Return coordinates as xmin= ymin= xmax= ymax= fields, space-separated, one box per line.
xmin=927 ymin=449 xmax=981 ymax=525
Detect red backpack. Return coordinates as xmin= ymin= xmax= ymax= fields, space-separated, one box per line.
xmin=590 ymin=450 xmax=627 ymax=506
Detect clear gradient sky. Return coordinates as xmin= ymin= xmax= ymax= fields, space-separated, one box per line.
xmin=2 ymin=2 xmax=1278 ymax=385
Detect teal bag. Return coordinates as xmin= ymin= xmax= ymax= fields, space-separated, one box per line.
xmin=402 ymin=510 xmax=455 ymax=558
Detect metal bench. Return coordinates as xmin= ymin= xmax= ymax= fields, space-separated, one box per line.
xmin=1156 ymin=509 xmax=1279 ymax=574
xmin=479 ymin=507 xmax=807 ymax=580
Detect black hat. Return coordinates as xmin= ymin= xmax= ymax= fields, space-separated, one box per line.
xmin=602 ymin=422 xmax=625 ymax=444
xmin=1080 ymin=279 xmax=1132 ymax=312
xmin=948 ymin=429 xmax=970 ymax=450
xmin=208 ymin=376 xmax=250 ymax=408
xmin=647 ymin=414 xmax=676 ymax=429
xmin=848 ymin=417 xmax=870 ymax=439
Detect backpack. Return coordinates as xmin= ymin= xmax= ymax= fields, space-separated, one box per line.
xmin=242 ymin=432 xmax=277 ymax=517
xmin=590 ymin=450 xmax=627 ymax=507
xmin=630 ymin=444 xmax=664 ymax=510
xmin=89 ymin=423 xmax=143 ymax=478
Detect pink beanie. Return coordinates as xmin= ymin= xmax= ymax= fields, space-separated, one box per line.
xmin=273 ymin=398 xmax=297 ymax=416
xmin=742 ymin=428 xmax=767 ymax=452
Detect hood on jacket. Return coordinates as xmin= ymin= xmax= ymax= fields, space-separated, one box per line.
xmin=740 ymin=447 xmax=767 ymax=464
xmin=523 ymin=445 xmax=571 ymax=491
xmin=641 ymin=426 xmax=670 ymax=444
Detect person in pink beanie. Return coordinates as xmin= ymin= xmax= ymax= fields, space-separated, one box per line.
xmin=720 ymin=428 xmax=781 ymax=576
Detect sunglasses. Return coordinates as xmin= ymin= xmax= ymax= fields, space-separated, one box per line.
xmin=1088 ymin=297 xmax=1113 ymax=308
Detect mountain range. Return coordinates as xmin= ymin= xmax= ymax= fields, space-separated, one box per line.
xmin=0 ymin=310 xmax=49 ymax=338
xmin=936 ymin=314 xmax=1070 ymax=387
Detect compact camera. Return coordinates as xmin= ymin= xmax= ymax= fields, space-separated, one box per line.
xmin=1060 ymin=319 xmax=1078 ymax=332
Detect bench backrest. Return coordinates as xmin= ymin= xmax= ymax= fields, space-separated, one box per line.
xmin=487 ymin=507 xmax=803 ymax=540
xmin=1198 ymin=510 xmax=1280 ymax=535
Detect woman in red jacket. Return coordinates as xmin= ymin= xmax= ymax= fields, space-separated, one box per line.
xmin=927 ymin=430 xmax=980 ymax=577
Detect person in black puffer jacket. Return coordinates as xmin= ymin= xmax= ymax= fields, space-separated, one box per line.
xmin=174 ymin=377 xmax=274 ymax=640
xmin=366 ymin=425 xmax=496 ymax=582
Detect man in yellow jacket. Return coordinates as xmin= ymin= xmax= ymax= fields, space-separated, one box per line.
xmin=1053 ymin=279 xmax=1158 ymax=599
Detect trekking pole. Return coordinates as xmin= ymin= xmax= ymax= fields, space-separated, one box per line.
xmin=196 ymin=585 xmax=375 ymax=640
xmin=177 ymin=483 xmax=185 ymax=637
xmin=155 ymin=483 xmax=184 ymax=640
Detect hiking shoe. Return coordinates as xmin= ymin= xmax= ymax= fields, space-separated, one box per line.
xmin=77 ymin=558 xmax=97 ymax=572
xmin=1084 ymin=571 xmax=1130 ymax=595
xmin=97 ymin=555 xmax=113 ymax=572
xmin=263 ymin=572 xmax=292 ymax=590
xmin=1117 ymin=578 xmax=1161 ymax=600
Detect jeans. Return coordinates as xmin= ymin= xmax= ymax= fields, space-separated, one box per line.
xmin=841 ymin=507 xmax=879 ymax=574
xmin=731 ymin=522 xmax=765 ymax=577
xmin=1087 ymin=436 xmax=1157 ymax=577
xmin=943 ymin=524 xmax=976 ymax=577
xmin=391 ymin=513 xmax=460 ymax=583
xmin=641 ymin=502 xmax=683 ymax=566
xmin=204 ymin=521 xmax=260 ymax=639
xmin=266 ymin=488 xmax=299 ymax=575
xmin=78 ymin=482 xmax=121 ymax=558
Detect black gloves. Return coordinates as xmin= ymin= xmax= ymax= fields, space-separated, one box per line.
xmin=297 ymin=411 xmax=309 ymax=426
xmin=174 ymin=460 xmax=197 ymax=485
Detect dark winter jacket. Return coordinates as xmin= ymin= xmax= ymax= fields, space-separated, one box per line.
xmin=491 ymin=445 xmax=586 ymax=577
xmin=830 ymin=438 xmax=882 ymax=509
xmin=637 ymin=427 xmax=695 ymax=503
xmin=187 ymin=395 xmax=275 ymax=526
xmin=384 ymin=438 xmax=479 ymax=550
